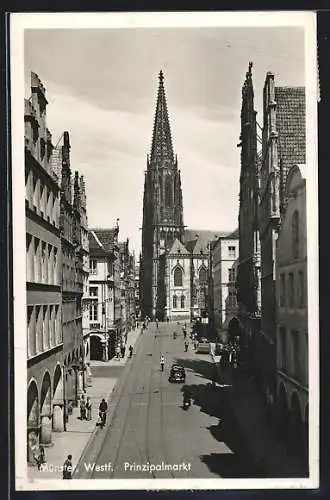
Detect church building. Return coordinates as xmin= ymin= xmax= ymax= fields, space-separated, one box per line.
xmin=141 ymin=71 xmax=233 ymax=322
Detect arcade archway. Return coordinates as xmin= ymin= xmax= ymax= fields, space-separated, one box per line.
xmin=90 ymin=334 xmax=104 ymax=361
xmin=27 ymin=380 xmax=39 ymax=463
xmin=40 ymin=371 xmax=52 ymax=446
xmin=52 ymin=364 xmax=63 ymax=432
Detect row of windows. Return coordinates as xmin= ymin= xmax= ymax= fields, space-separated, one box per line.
xmin=279 ymin=269 xmax=305 ymax=308
xmin=228 ymin=246 xmax=237 ymax=259
xmin=173 ymin=266 xmax=208 ymax=287
xmin=62 ymin=249 xmax=77 ymax=292
xmin=26 ymin=234 xmax=60 ymax=285
xmin=89 ymin=259 xmax=114 ymax=276
xmin=25 ymin=169 xmax=60 ymax=227
xmin=278 ymin=327 xmax=307 ymax=383
xmin=172 ymin=295 xmax=186 ymax=309
xmin=62 ymin=300 xmax=77 ymax=324
xmin=27 ymin=304 xmax=61 ymax=358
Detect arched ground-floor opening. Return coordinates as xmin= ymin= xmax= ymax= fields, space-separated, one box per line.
xmin=52 ymin=364 xmax=63 ymax=432
xmin=90 ymin=334 xmax=105 ymax=361
xmin=39 ymin=371 xmax=52 ymax=446
xmin=27 ymin=380 xmax=39 ymax=463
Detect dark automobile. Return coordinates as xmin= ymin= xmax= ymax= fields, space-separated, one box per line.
xmin=168 ymin=364 xmax=186 ymax=383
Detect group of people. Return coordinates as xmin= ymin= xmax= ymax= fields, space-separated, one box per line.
xmin=217 ymin=340 xmax=241 ymax=370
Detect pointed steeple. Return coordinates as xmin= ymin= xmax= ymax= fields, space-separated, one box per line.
xmin=150 ymin=70 xmax=174 ymax=165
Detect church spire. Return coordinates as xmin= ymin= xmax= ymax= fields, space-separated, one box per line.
xmin=150 ymin=70 xmax=174 ymax=165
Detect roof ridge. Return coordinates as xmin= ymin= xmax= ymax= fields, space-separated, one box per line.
xmin=91 ymin=230 xmax=104 ymax=249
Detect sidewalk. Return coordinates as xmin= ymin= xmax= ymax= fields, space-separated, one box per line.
xmin=27 ymin=326 xmax=141 ymax=481
xmin=210 ymin=350 xmax=306 ymax=477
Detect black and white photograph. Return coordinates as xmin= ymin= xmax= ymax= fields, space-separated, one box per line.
xmin=11 ymin=11 xmax=319 ymax=490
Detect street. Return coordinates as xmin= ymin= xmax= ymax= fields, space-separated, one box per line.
xmin=76 ymin=322 xmax=263 ymax=479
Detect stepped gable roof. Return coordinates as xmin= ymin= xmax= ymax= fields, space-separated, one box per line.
xmin=275 ymin=86 xmax=306 ymax=179
xmin=167 ymin=238 xmax=190 ymax=256
xmin=88 ymin=228 xmax=118 ymax=254
xmin=184 ymin=229 xmax=231 ymax=253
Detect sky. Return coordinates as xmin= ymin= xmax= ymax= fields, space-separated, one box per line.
xmin=24 ymin=26 xmax=305 ymax=254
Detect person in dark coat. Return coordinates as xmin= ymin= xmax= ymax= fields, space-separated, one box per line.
xmin=63 ymin=454 xmax=73 ymax=479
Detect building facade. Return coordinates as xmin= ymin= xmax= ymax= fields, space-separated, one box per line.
xmin=52 ymin=132 xmax=87 ymax=419
xmin=75 ymin=174 xmax=90 ymax=365
xmin=26 ymin=72 xmax=63 ymax=460
xmin=88 ymin=227 xmax=122 ymax=361
xmin=258 ymin=72 xmax=305 ymax=404
xmin=276 ymin=164 xmax=308 ymax=465
xmin=236 ymin=63 xmax=262 ymax=368
xmin=26 ymin=72 xmax=89 ymax=463
xmin=211 ymin=233 xmax=239 ymax=339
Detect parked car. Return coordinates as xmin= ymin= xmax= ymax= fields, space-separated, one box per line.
xmin=168 ymin=364 xmax=186 ymax=383
xmin=196 ymin=340 xmax=211 ymax=354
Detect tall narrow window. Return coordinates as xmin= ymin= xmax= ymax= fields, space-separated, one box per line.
xmin=174 ymin=267 xmax=183 ymax=287
xmin=90 ymin=259 xmax=97 ymax=275
xmin=199 ymin=266 xmax=208 ymax=285
xmin=292 ymin=210 xmax=299 ymax=260
xmin=41 ymin=242 xmax=47 ymax=283
xmin=27 ymin=306 xmax=35 ymax=358
xmin=26 ymin=234 xmax=34 ymax=282
xmin=181 ymin=295 xmax=185 ymax=309
xmin=34 ymin=238 xmax=40 ymax=282
xmin=173 ymin=295 xmax=178 ymax=309
xmin=228 ymin=268 xmax=236 ymax=283
xmin=36 ymin=305 xmax=43 ymax=353
xmin=89 ymin=303 xmax=98 ymax=321
xmin=165 ymin=176 xmax=173 ymax=207
xmin=43 ymin=305 xmax=49 ymax=350
xmin=289 ymin=272 xmax=294 ymax=308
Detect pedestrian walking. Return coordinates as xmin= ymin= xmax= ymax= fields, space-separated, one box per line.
xmin=129 ymin=344 xmax=133 ymax=358
xmin=156 ymin=318 xmax=159 ymax=329
xmin=184 ymin=340 xmax=189 ymax=352
xmin=167 ymin=317 xmax=169 ymax=323
xmin=35 ymin=446 xmax=46 ymax=470
xmin=160 ymin=354 xmax=165 ymax=372
xmin=63 ymin=454 xmax=73 ymax=479
xmin=86 ymin=396 xmax=92 ymax=421
xmin=80 ymin=395 xmax=87 ymax=420
xmin=98 ymin=398 xmax=108 ymax=427
xmin=121 ymin=345 xmax=125 ymax=358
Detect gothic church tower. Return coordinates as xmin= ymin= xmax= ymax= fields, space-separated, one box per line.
xmin=141 ymin=71 xmax=184 ymax=319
